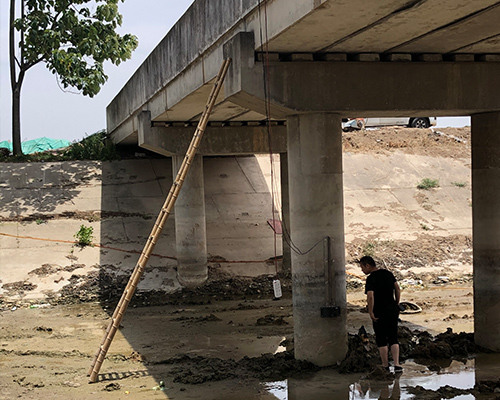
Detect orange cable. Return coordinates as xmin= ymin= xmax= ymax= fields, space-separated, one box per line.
xmin=0 ymin=232 xmax=267 ymax=263
xmin=0 ymin=232 xmax=176 ymax=260
xmin=0 ymin=232 xmax=371 ymax=275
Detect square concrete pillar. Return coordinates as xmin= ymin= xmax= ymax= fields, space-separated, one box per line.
xmin=287 ymin=113 xmax=347 ymax=366
xmin=472 ymin=111 xmax=500 ymax=351
xmin=280 ymin=152 xmax=291 ymax=271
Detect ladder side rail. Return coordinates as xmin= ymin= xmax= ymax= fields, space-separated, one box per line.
xmin=88 ymin=58 xmax=231 ymax=382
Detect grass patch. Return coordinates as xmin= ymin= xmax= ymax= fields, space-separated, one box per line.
xmin=417 ymin=178 xmax=440 ymax=190
xmin=63 ymin=130 xmax=118 ymax=161
xmin=451 ymin=181 xmax=467 ymax=188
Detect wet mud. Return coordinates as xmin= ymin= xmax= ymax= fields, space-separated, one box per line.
xmin=47 ymin=267 xmax=293 ymax=307
xmin=407 ymin=379 xmax=500 ymax=399
xmin=339 ymin=326 xmax=488 ymax=375
xmin=1 ymin=290 xmax=498 ymax=399
xmin=151 ymin=351 xmax=319 ymax=384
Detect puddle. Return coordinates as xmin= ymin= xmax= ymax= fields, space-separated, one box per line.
xmin=350 ymin=360 xmax=475 ymax=400
xmin=263 ymin=354 xmax=500 ymax=400
xmin=265 ymin=380 xmax=287 ymax=400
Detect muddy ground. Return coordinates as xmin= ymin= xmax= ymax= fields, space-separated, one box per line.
xmin=1 ymin=269 xmax=499 ymax=399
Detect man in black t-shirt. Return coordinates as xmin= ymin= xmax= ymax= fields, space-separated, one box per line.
xmin=360 ymin=256 xmax=403 ymax=373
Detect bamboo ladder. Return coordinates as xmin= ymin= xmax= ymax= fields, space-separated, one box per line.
xmin=88 ymin=58 xmax=231 ymax=383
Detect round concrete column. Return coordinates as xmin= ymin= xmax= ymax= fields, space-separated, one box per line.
xmin=472 ymin=112 xmax=500 ymax=351
xmin=287 ymin=113 xmax=347 ymax=366
xmin=172 ymin=154 xmax=208 ymax=287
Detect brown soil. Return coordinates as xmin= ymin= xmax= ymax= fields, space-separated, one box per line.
xmin=342 ymin=126 xmax=470 ymax=158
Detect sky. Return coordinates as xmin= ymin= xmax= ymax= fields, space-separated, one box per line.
xmin=0 ymin=1 xmax=470 ymax=144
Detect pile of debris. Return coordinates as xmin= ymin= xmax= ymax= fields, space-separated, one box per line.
xmin=339 ymin=326 xmax=487 ymax=374
xmin=54 ymin=266 xmax=292 ymax=307
xmin=151 ymin=351 xmax=319 ymax=384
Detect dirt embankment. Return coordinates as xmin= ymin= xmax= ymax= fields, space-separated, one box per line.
xmin=342 ymin=126 xmax=470 ymax=158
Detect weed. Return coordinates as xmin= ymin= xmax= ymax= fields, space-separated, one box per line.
xmin=86 ymin=212 xmax=101 ymax=223
xmin=0 ymin=151 xmax=63 ymax=163
xmin=417 ymin=178 xmax=439 ymax=190
xmin=35 ymin=219 xmax=46 ymax=225
xmin=0 ymin=130 xmax=120 ymax=163
xmin=451 ymin=181 xmax=467 ymax=188
xmin=362 ymin=241 xmax=376 ymax=257
xmin=378 ymin=239 xmax=395 ymax=249
xmin=74 ymin=225 xmax=94 ymax=247
xmin=420 ymin=223 xmax=430 ymax=231
xmin=63 ymin=130 xmax=119 ymax=161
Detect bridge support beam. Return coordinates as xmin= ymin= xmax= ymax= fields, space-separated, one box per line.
xmin=224 ymin=33 xmax=500 ymax=119
xmin=138 ymin=110 xmax=286 ymax=156
xmin=472 ymin=111 xmax=500 ymax=352
xmin=287 ymin=113 xmax=347 ymax=365
xmin=172 ymin=154 xmax=208 ymax=287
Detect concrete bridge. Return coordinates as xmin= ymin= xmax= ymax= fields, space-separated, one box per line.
xmin=107 ymin=0 xmax=500 ymax=365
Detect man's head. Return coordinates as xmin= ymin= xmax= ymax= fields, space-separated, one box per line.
xmin=359 ymin=256 xmax=376 ymax=275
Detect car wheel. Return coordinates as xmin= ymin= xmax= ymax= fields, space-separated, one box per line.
xmin=410 ymin=118 xmax=430 ymax=128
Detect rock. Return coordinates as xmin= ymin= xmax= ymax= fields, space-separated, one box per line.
xmin=104 ymin=383 xmax=120 ymax=391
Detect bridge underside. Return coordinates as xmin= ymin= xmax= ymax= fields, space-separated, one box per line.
xmin=107 ymin=0 xmax=500 ymax=365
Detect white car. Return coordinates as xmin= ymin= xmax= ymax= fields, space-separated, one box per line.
xmin=343 ymin=117 xmax=437 ymax=130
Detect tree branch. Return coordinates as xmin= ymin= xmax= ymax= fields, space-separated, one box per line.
xmin=19 ymin=0 xmax=25 ymax=69
xmin=14 ymin=55 xmax=22 ymax=69
xmin=26 ymin=57 xmax=44 ymax=70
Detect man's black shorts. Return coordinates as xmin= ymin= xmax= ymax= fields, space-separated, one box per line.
xmin=373 ymin=311 xmax=399 ymax=347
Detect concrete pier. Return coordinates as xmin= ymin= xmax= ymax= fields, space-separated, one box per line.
xmin=172 ymin=154 xmax=208 ymax=286
xmin=472 ymin=112 xmax=500 ymax=351
xmin=287 ymin=113 xmax=348 ymax=365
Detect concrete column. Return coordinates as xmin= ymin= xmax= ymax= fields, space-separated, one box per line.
xmin=472 ymin=112 xmax=500 ymax=351
xmin=280 ymin=152 xmax=291 ymax=271
xmin=172 ymin=154 xmax=208 ymax=287
xmin=287 ymin=113 xmax=347 ymax=366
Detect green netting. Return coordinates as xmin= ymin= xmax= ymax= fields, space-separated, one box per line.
xmin=0 ymin=137 xmax=72 ymax=154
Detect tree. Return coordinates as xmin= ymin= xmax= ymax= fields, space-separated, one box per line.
xmin=9 ymin=0 xmax=138 ymax=155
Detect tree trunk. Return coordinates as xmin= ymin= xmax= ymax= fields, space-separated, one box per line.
xmin=12 ymin=85 xmax=22 ymax=156
xmin=10 ymin=0 xmax=23 ymax=156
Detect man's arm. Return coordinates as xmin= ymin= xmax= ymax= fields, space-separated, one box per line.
xmin=367 ymin=290 xmax=378 ymax=321
xmin=394 ymin=281 xmax=401 ymax=304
